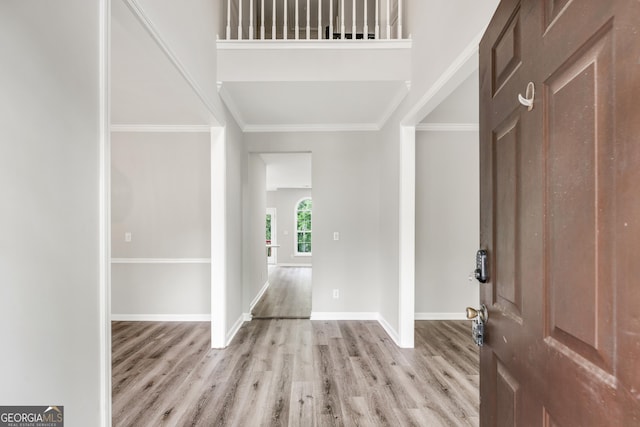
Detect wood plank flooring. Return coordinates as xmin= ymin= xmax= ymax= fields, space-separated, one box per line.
xmin=251 ymin=266 xmax=312 ymax=319
xmin=112 ymin=319 xmax=479 ymax=426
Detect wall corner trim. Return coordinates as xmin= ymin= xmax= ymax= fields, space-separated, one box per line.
xmin=226 ymin=314 xmax=246 ymax=346
xmin=249 ymin=280 xmax=271 ymax=312
xmin=377 ymin=313 xmax=403 ymax=347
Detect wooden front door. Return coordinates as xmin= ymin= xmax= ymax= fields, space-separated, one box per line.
xmin=479 ymin=0 xmax=640 ymax=424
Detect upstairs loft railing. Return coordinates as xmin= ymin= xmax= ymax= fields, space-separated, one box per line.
xmin=225 ymin=0 xmax=404 ymax=41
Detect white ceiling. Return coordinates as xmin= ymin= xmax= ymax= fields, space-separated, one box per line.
xmin=110 ymin=0 xmax=214 ymax=125
xmin=260 ymin=153 xmax=312 ymax=191
xmin=220 ymin=80 xmax=409 ymax=131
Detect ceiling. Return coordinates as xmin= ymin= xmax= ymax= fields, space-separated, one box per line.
xmin=220 ymin=80 xmax=409 ymax=131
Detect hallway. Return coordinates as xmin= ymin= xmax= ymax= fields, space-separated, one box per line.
xmin=252 ymin=266 xmax=312 ymax=319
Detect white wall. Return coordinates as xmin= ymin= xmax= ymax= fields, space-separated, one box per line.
xmin=267 ymin=189 xmax=313 ymax=265
xmin=415 ymin=131 xmax=479 ymax=316
xmin=0 ymin=0 xmax=104 ymax=424
xmin=111 ymin=132 xmax=211 ymax=317
xmin=243 ymin=154 xmax=268 ymax=311
xmin=225 ymin=117 xmax=246 ymax=327
xmin=135 ymin=0 xmax=225 ymax=119
xmin=246 ymin=132 xmax=380 ymax=314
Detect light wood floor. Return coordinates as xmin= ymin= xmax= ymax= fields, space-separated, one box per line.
xmin=252 ymin=266 xmax=312 ymax=319
xmin=112 ymin=319 xmax=479 ymax=426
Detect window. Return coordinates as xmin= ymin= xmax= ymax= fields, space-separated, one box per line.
xmin=295 ymin=198 xmax=312 ymax=255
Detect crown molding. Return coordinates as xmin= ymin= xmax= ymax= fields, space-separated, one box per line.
xmin=243 ymin=123 xmax=379 ymax=133
xmin=110 ymin=124 xmax=212 ymax=133
xmin=217 ymin=82 xmax=247 ymax=130
xmin=123 ymin=0 xmax=225 ymax=126
xmin=377 ymin=80 xmax=411 ymax=129
xmin=401 ymin=30 xmax=483 ymax=126
xmin=415 ymin=123 xmax=479 ymax=132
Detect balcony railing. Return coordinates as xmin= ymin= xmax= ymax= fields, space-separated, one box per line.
xmin=225 ymin=0 xmax=404 ymax=41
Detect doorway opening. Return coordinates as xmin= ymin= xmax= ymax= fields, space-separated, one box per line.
xmin=252 ymin=152 xmax=312 ymax=319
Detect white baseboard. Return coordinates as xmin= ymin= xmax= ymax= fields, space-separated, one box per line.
xmin=377 ymin=313 xmax=401 ymax=347
xmin=310 ymin=312 xmax=379 ymax=321
xmin=226 ymin=314 xmax=246 ymax=346
xmin=111 ymin=314 xmax=211 ymax=322
xmin=277 ymin=263 xmax=312 ymax=268
xmin=310 ymin=312 xmax=402 ymax=347
xmin=415 ymin=312 xmax=467 ymax=320
xmin=249 ymin=280 xmax=270 ymax=312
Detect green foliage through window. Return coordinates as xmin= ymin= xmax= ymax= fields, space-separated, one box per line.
xmin=265 ymin=214 xmax=272 ymax=241
xmin=296 ymin=198 xmax=312 ymax=254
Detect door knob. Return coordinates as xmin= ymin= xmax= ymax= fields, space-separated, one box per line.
xmin=466 ymin=304 xmax=488 ymax=323
xmin=466 ymin=304 xmax=488 ymax=346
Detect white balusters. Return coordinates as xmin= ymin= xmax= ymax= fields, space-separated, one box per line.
xmin=306 ymin=0 xmax=310 ymax=39
xmin=261 ymin=0 xmax=265 ymax=39
xmin=318 ymin=0 xmax=322 ymax=39
xmin=375 ymin=0 xmax=380 ymax=39
xmin=352 ymin=0 xmax=356 ymax=38
xmin=238 ymin=0 xmax=243 ymax=39
xmin=340 ymin=0 xmax=345 ymax=39
xmin=225 ymin=0 xmax=405 ymax=41
xmin=226 ymin=0 xmax=231 ymax=39
xmin=283 ymin=0 xmax=288 ymax=39
xmin=397 ymin=0 xmax=402 ymax=39
xmin=295 ymin=0 xmax=299 ymax=39
xmin=386 ymin=0 xmax=390 ymax=39
xmin=272 ymin=0 xmax=276 ymax=39
xmin=329 ymin=0 xmax=333 ymax=39
xmin=249 ymin=0 xmax=254 ymax=39
xmin=363 ymin=0 xmax=368 ymax=39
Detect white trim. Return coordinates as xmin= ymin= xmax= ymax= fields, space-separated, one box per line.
xmin=376 ymin=81 xmax=411 ymax=129
xmin=110 ymin=124 xmax=212 ymax=133
xmin=123 ymin=0 xmax=224 ymax=125
xmin=243 ymin=123 xmax=380 ymax=133
xmin=398 ymin=125 xmax=415 ymax=348
xmin=249 ymin=280 xmax=271 ymax=312
xmin=99 ymin=0 xmax=111 ymax=424
xmin=242 ymin=312 xmax=253 ymax=321
xmin=111 ymin=314 xmax=211 ymax=322
xmin=211 ymin=127 xmax=227 ymax=348
xmin=217 ymin=39 xmax=412 ymax=50
xmin=415 ymin=123 xmax=480 ymax=132
xmin=377 ymin=313 xmax=402 ymax=346
xmin=401 ymin=31 xmax=483 ymax=127
xmin=309 ymin=312 xmax=402 ymax=348
xmin=277 ymin=263 xmax=313 ymax=267
xmin=310 ymin=312 xmax=380 ymax=320
xmin=415 ymin=312 xmax=467 ymax=321
xmin=226 ymin=314 xmax=246 ymax=346
xmin=111 ymin=258 xmax=211 ymax=264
